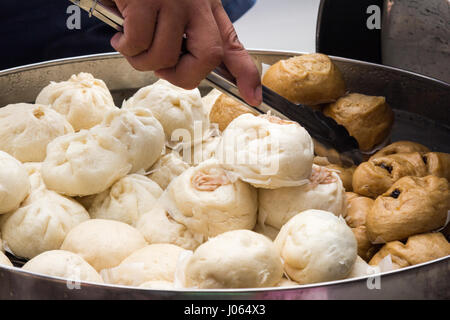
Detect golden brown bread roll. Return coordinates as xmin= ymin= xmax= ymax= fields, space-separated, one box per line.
xmin=209 ymin=94 xmax=257 ymax=131
xmin=345 ymin=192 xmax=378 ymax=261
xmin=424 ymin=152 xmax=450 ymax=181
xmin=323 ymin=93 xmax=394 ymax=152
xmin=344 ymin=192 xmax=373 ymax=228
xmin=352 ymin=152 xmax=428 ymax=198
xmin=262 ymin=53 xmax=346 ymax=105
xmin=366 ymin=175 xmax=450 ymax=243
xmin=369 ymin=232 xmax=450 ymax=269
xmin=352 ymin=226 xmax=380 ymax=262
xmin=369 ymin=141 xmax=430 ymax=160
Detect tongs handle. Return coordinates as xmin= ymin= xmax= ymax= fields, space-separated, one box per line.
xmin=70 ymin=0 xmax=123 ymax=31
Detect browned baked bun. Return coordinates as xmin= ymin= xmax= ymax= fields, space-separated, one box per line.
xmin=366 ymin=175 xmax=450 ymax=243
xmin=423 ymin=152 xmax=450 ymax=181
xmin=313 ymin=156 xmax=332 ymax=166
xmin=369 ymin=232 xmax=450 ymax=269
xmin=369 ymin=141 xmax=430 ymax=160
xmin=209 ymin=94 xmax=257 ymax=131
xmin=352 ymin=152 xmax=428 ymax=198
xmin=262 ymin=53 xmax=346 ymax=105
xmin=344 ymin=192 xmax=374 ymax=228
xmin=345 ymin=192 xmax=378 ymax=261
xmin=323 ymin=93 xmax=394 ymax=152
xmin=352 ymin=227 xmax=380 ymax=262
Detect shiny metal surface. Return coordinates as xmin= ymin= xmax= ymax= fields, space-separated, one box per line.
xmin=0 ymin=50 xmax=449 ymax=299
xmin=382 ymin=0 xmax=450 ymax=83
xmin=0 ymin=256 xmax=448 ymax=299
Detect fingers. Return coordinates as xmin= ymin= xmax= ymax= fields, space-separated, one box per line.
xmin=109 ymin=0 xmax=258 ymax=101
xmin=155 ymin=4 xmax=223 ymax=89
xmin=212 ymin=4 xmax=262 ymax=106
xmin=124 ymin=5 xmax=187 ymax=71
xmin=110 ymin=1 xmax=158 ymax=57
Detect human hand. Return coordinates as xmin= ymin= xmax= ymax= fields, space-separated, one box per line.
xmin=104 ymin=0 xmax=262 ymax=106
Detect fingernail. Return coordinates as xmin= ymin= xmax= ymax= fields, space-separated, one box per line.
xmin=110 ymin=33 xmax=121 ymax=51
xmin=253 ymin=85 xmax=262 ymax=105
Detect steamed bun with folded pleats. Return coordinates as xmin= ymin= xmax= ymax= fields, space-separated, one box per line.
xmin=89 ymin=174 xmax=163 ymax=226
xmin=258 ymin=165 xmax=346 ymax=230
xmin=42 ymin=129 xmax=132 ymax=196
xmin=122 ymin=79 xmax=209 ymax=147
xmin=274 ymin=210 xmax=357 ymax=284
xmin=1 ymin=189 xmax=90 ymax=259
xmin=36 ymin=72 xmax=117 ymax=131
xmin=201 ymin=88 xmax=222 ymax=116
xmin=0 ymin=103 xmax=73 ymax=162
xmin=147 ymin=151 xmax=190 ymax=190
xmin=23 ymin=162 xmax=45 ymax=194
xmin=186 ymin=135 xmax=222 ymax=165
xmin=91 ymin=108 xmax=165 ymax=173
xmin=61 ymin=219 xmax=147 ymax=272
xmin=183 ymin=230 xmax=283 ymax=289
xmin=101 ymin=244 xmax=190 ymax=287
xmin=215 ymin=113 xmax=314 ymax=188
xmin=0 ymin=151 xmax=30 ymax=214
xmin=163 ymin=159 xmax=258 ymax=239
xmin=22 ymin=250 xmax=103 ymax=283
xmin=136 ymin=202 xmax=203 ymax=251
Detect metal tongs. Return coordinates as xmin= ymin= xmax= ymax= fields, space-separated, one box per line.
xmin=69 ymin=0 xmax=363 ymax=166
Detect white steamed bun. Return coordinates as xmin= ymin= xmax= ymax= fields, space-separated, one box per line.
xmin=186 ymin=135 xmax=222 ymax=166
xmin=36 ymin=72 xmax=117 ymax=131
xmin=274 ymin=209 xmax=357 ymax=284
xmin=0 ymin=251 xmax=12 ymax=267
xmin=1 ymin=189 xmax=90 ymax=259
xmin=136 ymin=203 xmax=203 ymax=251
xmin=0 ymin=151 xmax=30 ymax=214
xmin=183 ymin=230 xmax=283 ymax=289
xmin=0 ymin=103 xmax=73 ymax=162
xmin=147 ymin=151 xmax=190 ymax=190
xmin=60 ymin=219 xmax=147 ymax=272
xmin=122 ymin=79 xmax=209 ymax=147
xmin=22 ymin=162 xmax=45 ymax=195
xmin=89 ymin=174 xmax=163 ymax=226
xmin=22 ymin=250 xmax=103 ymax=283
xmin=215 ymin=113 xmax=314 ymax=188
xmin=42 ymin=129 xmax=132 ymax=196
xmin=163 ymin=159 xmax=257 ymax=240
xmin=91 ymin=107 xmax=165 ymax=173
xmin=258 ymin=165 xmax=346 ymax=230
xmin=101 ymin=244 xmax=190 ymax=287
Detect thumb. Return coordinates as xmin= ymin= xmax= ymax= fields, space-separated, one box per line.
xmin=212 ymin=4 xmax=262 ymax=106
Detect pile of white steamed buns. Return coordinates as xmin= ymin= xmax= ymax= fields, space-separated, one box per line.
xmin=0 ymin=72 xmax=381 ymax=289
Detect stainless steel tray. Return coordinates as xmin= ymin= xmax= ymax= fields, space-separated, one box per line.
xmin=0 ymin=50 xmax=449 ymax=299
